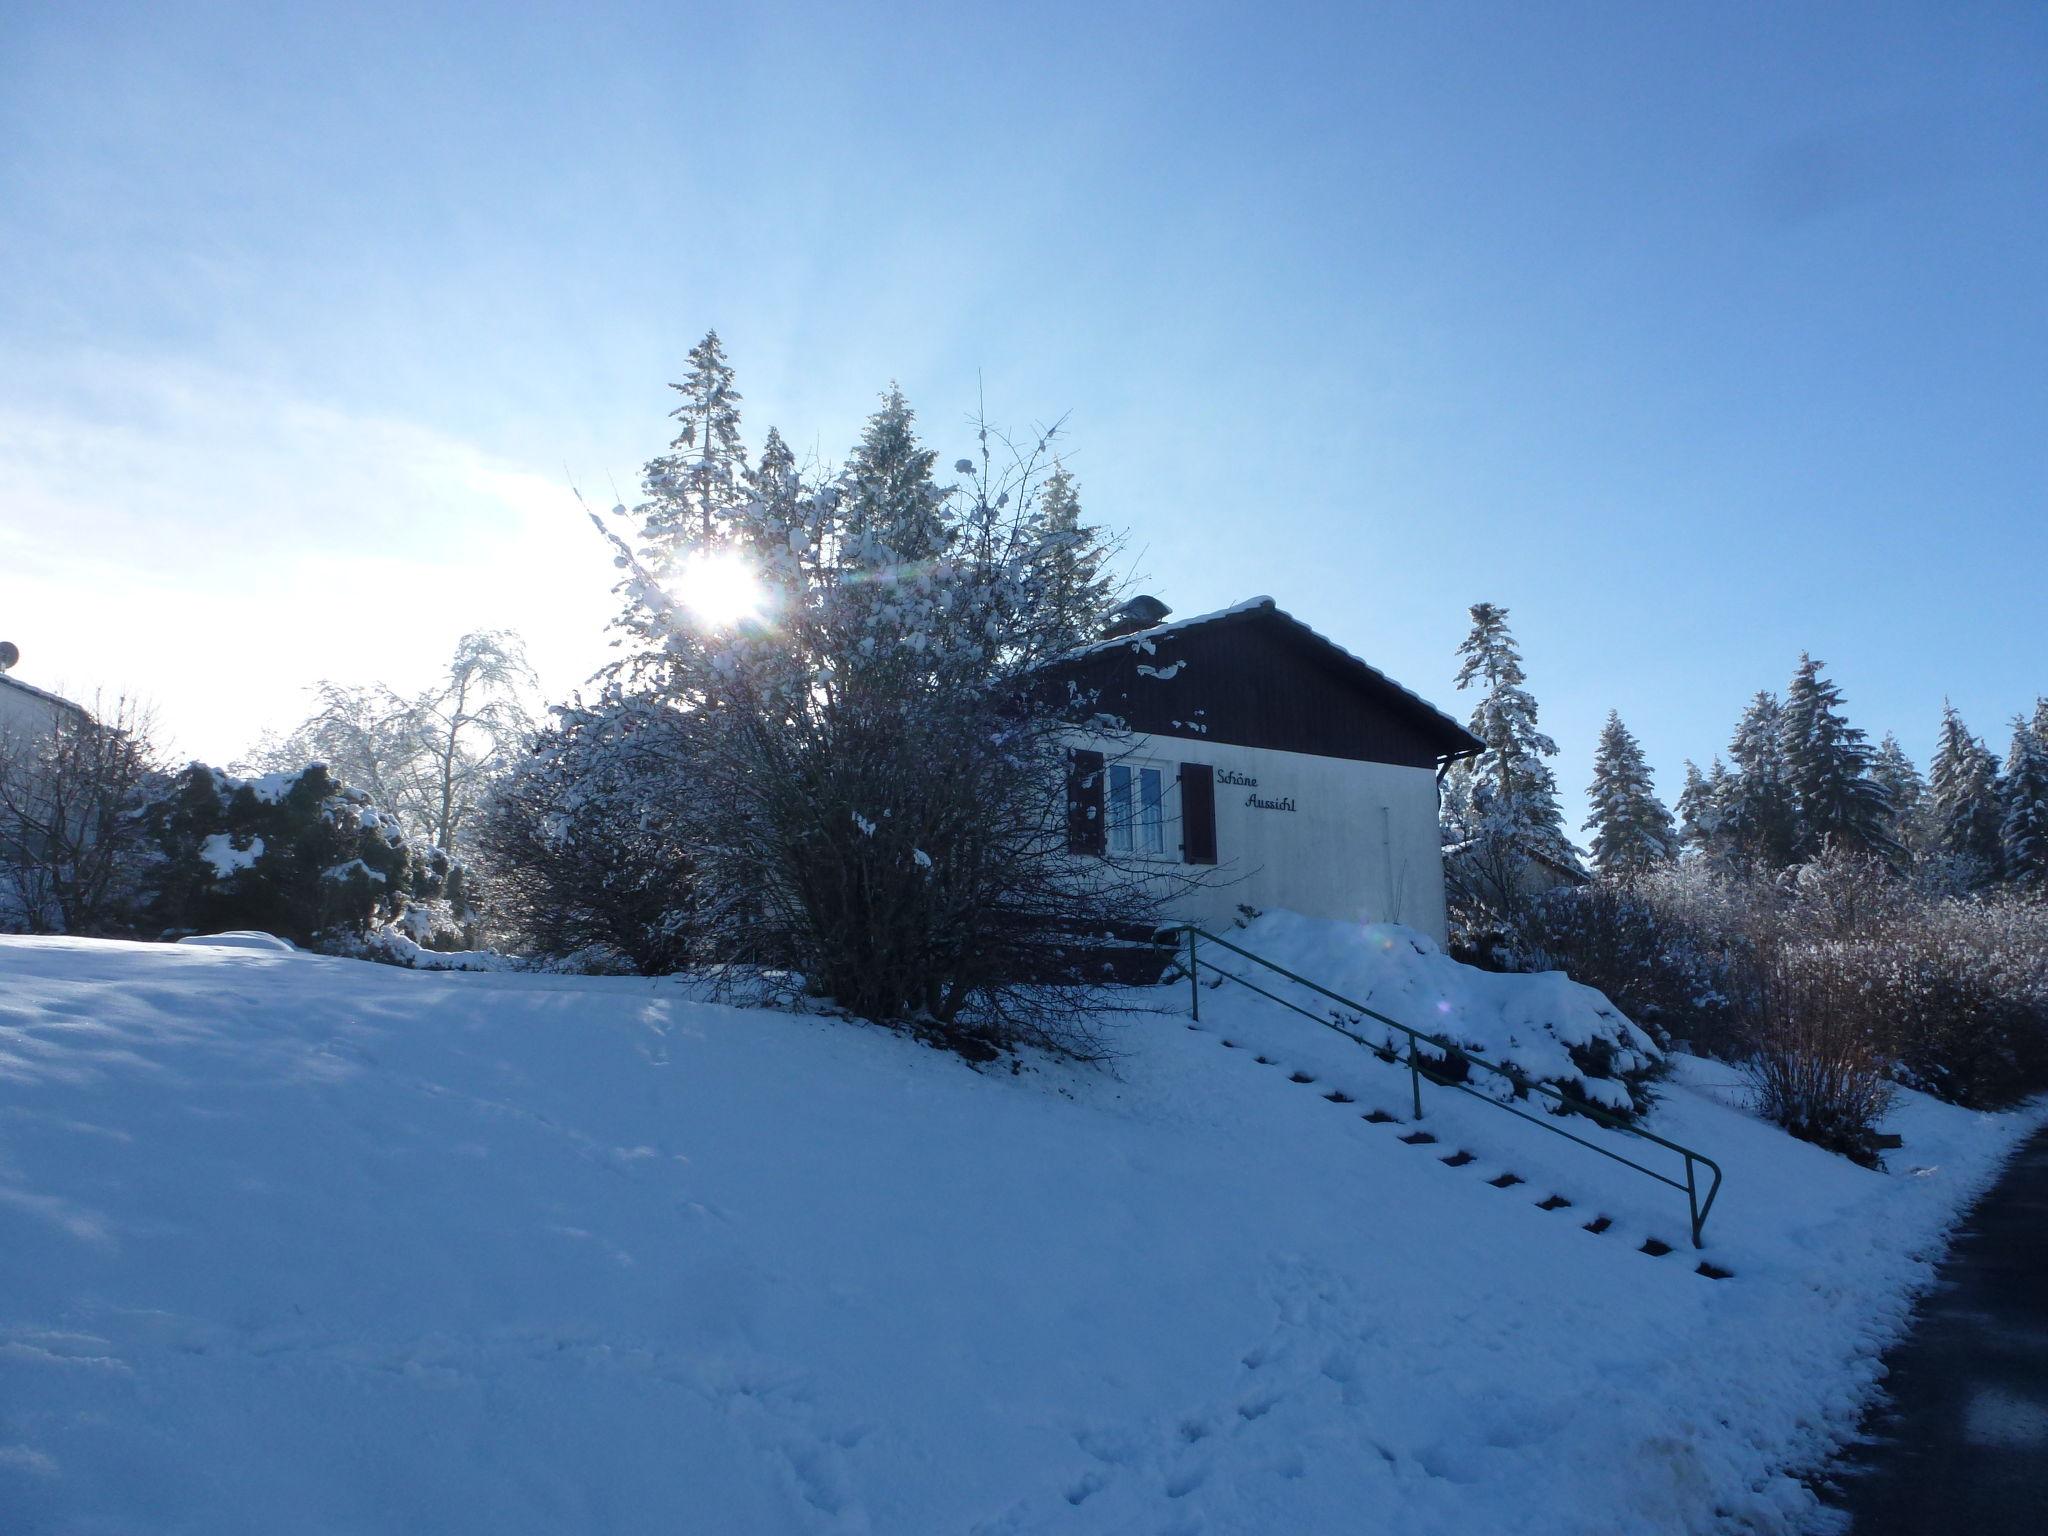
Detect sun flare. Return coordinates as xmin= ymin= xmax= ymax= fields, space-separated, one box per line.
xmin=673 ymin=549 xmax=765 ymax=627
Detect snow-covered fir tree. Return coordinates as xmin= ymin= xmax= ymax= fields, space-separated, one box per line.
xmin=1721 ymin=691 xmax=1800 ymax=869
xmin=1869 ymin=732 xmax=1928 ymax=860
xmin=1928 ymin=703 xmax=2004 ymax=887
xmin=1442 ymin=603 xmax=1579 ymax=928
xmin=1584 ymin=711 xmax=1676 ymax=879
xmin=1675 ymin=758 xmax=1721 ymax=858
xmin=1448 ymin=603 xmax=1575 ymax=863
xmin=1780 ymin=653 xmax=1893 ymax=861
xmin=838 ymin=386 xmax=950 ymax=562
xmin=2000 ymin=709 xmax=2048 ymax=888
xmin=637 ymin=330 xmax=749 ymax=552
xmin=1032 ymin=461 xmax=1113 ymax=647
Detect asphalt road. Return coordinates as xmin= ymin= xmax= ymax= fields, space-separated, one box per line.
xmin=1824 ymin=1124 xmax=2048 ymax=1535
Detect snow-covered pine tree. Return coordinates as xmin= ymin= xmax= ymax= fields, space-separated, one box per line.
xmin=1032 ymin=461 xmax=1114 ymax=650
xmin=1442 ymin=603 xmax=1580 ymax=929
xmin=1584 ymin=711 xmax=1676 ymax=879
xmin=1869 ymin=732 xmax=1928 ymax=860
xmin=1452 ymin=603 xmax=1576 ymax=862
xmin=638 ymin=330 xmax=749 ymax=554
xmin=747 ymin=426 xmax=800 ymax=516
xmin=2000 ymin=712 xmax=2048 ymax=888
xmin=1928 ymin=703 xmax=2004 ymax=888
xmin=1676 ymin=759 xmax=1714 ymax=854
xmin=1780 ymin=653 xmax=1894 ymax=862
xmin=1721 ymin=691 xmax=1800 ymax=870
xmin=838 ymin=386 xmax=951 ymax=563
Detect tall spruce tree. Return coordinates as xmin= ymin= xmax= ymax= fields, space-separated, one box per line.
xmin=1445 ymin=602 xmax=1578 ymax=874
xmin=1929 ymin=703 xmax=2004 ymax=886
xmin=1584 ymin=711 xmax=1676 ymax=879
xmin=639 ymin=330 xmax=748 ymax=552
xmin=839 ymin=385 xmax=950 ymax=562
xmin=1676 ymin=758 xmax=1721 ymax=859
xmin=1870 ymin=732 xmax=1927 ymax=860
xmin=1780 ymin=653 xmax=1894 ymax=860
xmin=1722 ymin=691 xmax=1800 ymax=869
xmin=2001 ymin=712 xmax=2048 ymax=888
xmin=1033 ymin=461 xmax=1114 ymax=648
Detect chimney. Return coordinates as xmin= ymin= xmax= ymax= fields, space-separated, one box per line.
xmin=1101 ymin=595 xmax=1171 ymax=640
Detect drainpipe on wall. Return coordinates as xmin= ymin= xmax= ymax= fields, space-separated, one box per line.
xmin=1380 ymin=805 xmax=1395 ymax=918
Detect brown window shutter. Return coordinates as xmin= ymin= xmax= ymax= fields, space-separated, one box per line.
xmin=1180 ymin=762 xmax=1217 ymax=864
xmin=1067 ymin=749 xmax=1106 ymax=855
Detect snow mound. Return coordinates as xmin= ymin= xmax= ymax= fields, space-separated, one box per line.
xmin=171 ymin=930 xmax=298 ymax=952
xmin=1206 ymin=913 xmax=1657 ymax=1108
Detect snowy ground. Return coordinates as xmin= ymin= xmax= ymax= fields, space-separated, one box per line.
xmin=1 ymin=933 xmax=2041 ymax=1535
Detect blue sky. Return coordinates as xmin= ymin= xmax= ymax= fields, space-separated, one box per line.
xmin=3 ymin=1 xmax=2043 ymax=824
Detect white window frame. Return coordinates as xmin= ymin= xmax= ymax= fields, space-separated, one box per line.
xmin=1106 ymin=758 xmax=1173 ymax=859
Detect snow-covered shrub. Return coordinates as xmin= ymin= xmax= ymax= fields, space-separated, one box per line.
xmin=140 ymin=762 xmax=475 ymax=954
xmin=1535 ymin=856 xmax=2048 ymax=1119
xmin=1520 ymin=878 xmax=1749 ymax=1053
xmin=473 ymin=690 xmax=703 ymax=975
xmin=334 ymin=922 xmax=518 ymax=971
xmin=1848 ymin=896 xmax=2048 ymax=1109
xmin=1209 ymin=912 xmax=1661 ymax=1118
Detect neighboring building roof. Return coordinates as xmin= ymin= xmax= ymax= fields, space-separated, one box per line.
xmin=0 ymin=672 xmax=90 ymax=722
xmin=1047 ymin=597 xmax=1484 ymax=766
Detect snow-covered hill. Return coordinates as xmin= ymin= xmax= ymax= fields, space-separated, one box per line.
xmin=1 ymin=932 xmax=2039 ymax=1534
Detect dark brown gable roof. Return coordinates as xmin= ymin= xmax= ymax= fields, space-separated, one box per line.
xmin=1045 ymin=598 xmax=1483 ymax=769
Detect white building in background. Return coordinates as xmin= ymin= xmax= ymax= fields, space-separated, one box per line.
xmin=1047 ymin=597 xmax=1482 ymax=946
xmin=0 ymin=642 xmax=88 ymax=744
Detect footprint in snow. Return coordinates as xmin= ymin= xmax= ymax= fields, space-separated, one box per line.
xmin=1064 ymin=1470 xmax=1107 ymax=1506
xmin=1237 ymin=1390 xmax=1280 ymax=1422
xmin=1164 ymin=1464 xmax=1207 ymax=1498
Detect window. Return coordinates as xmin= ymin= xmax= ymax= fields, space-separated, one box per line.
xmin=1108 ymin=762 xmax=1167 ymax=855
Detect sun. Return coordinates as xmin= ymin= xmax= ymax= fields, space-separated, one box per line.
xmin=673 ymin=549 xmax=765 ymax=627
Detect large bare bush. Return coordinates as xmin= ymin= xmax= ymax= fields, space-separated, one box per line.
xmin=0 ymin=697 xmax=160 ymax=935
xmin=1740 ymin=941 xmax=1897 ymax=1165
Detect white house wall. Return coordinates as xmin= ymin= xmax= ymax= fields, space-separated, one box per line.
xmin=0 ymin=680 xmax=74 ymax=746
xmin=1091 ymin=732 xmax=1451 ymax=945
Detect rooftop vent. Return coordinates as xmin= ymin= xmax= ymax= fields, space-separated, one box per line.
xmin=1101 ymin=595 xmax=1170 ymax=640
xmin=0 ymin=641 xmax=17 ymax=673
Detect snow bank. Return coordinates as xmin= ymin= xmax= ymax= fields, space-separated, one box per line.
xmin=0 ymin=934 xmax=2038 ymax=1534
xmin=1205 ymin=912 xmax=1658 ymax=1107
xmin=171 ymin=930 xmax=296 ymax=952
xmin=346 ymin=923 xmax=519 ymax=971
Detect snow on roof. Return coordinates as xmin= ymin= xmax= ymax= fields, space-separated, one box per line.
xmin=1061 ymin=595 xmax=1279 ymax=662
xmin=0 ymin=672 xmax=91 ymax=720
xmin=1058 ymin=596 xmax=1481 ymax=753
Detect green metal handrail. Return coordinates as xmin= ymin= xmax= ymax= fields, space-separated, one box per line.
xmin=1176 ymin=925 xmax=1724 ymax=1248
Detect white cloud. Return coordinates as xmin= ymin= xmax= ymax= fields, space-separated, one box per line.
xmin=0 ymin=353 xmax=621 ymax=762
